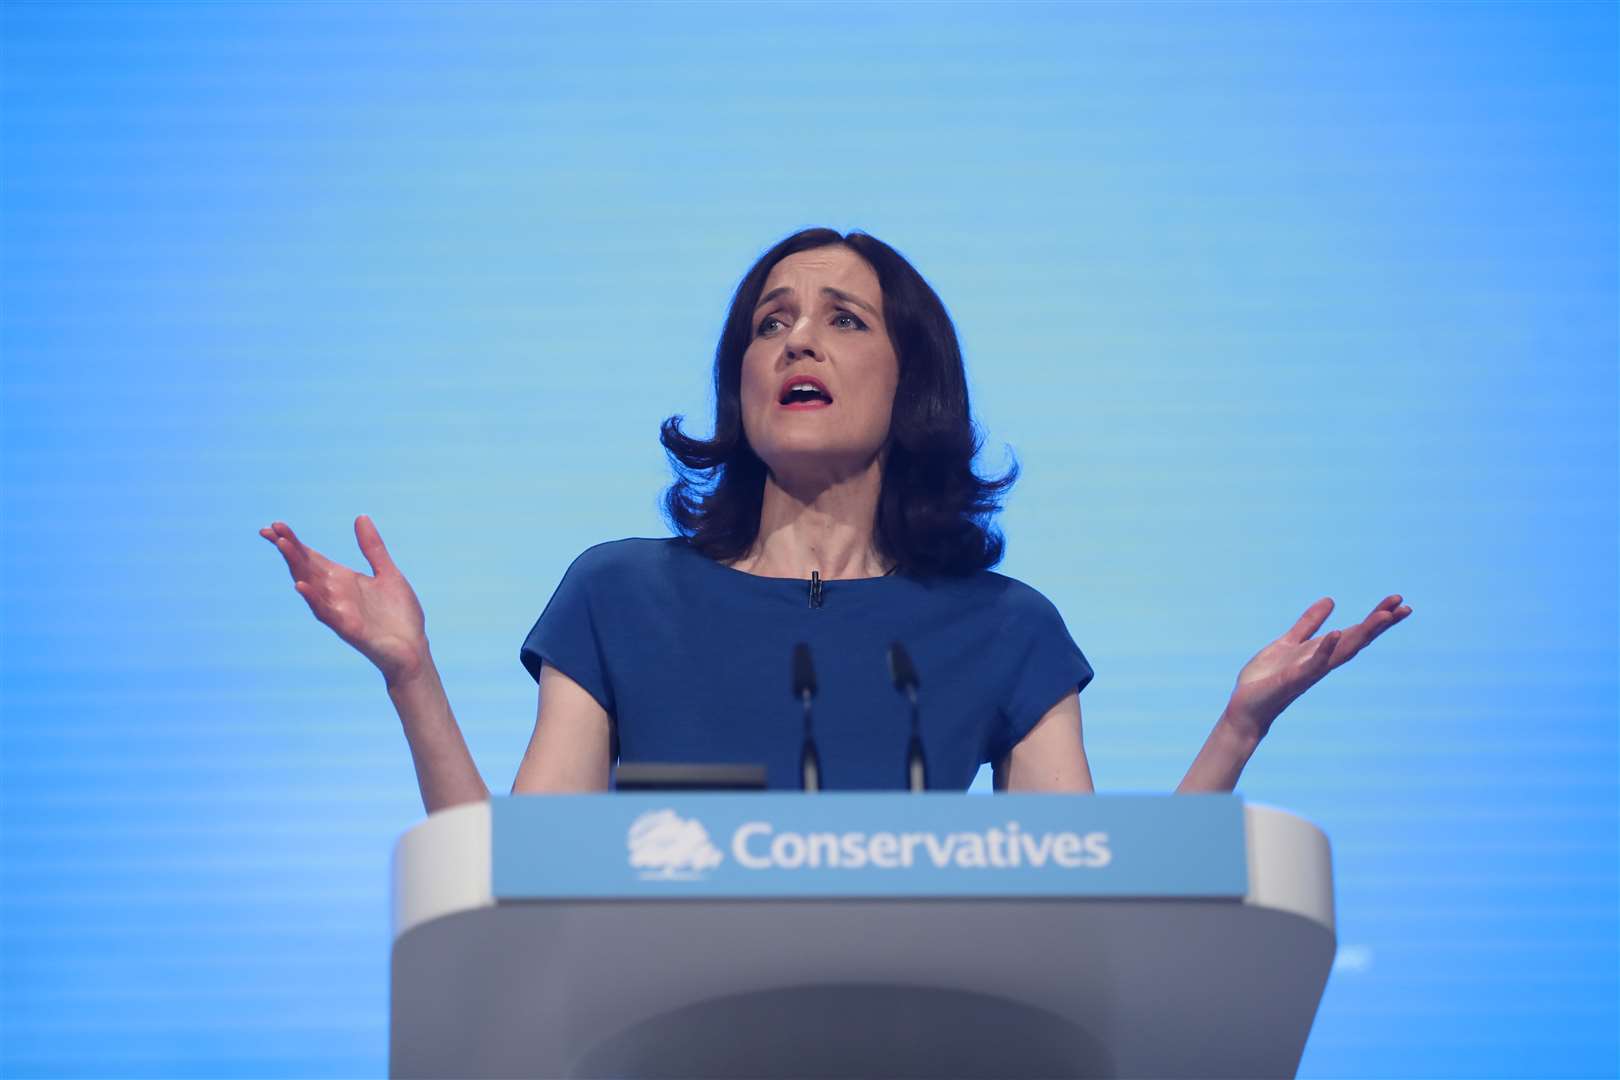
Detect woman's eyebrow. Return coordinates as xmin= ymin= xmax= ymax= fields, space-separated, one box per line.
xmin=754 ymin=286 xmax=879 ymax=317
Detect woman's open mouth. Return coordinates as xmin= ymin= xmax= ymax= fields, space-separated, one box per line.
xmin=778 ymin=375 xmax=834 ymax=409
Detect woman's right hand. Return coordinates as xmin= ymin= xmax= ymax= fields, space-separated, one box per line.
xmin=260 ymin=515 xmax=430 ymax=686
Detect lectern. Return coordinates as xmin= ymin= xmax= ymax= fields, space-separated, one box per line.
xmin=390 ymin=793 xmax=1335 ymax=1078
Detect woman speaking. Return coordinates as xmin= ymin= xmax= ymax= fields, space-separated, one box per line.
xmin=260 ymin=227 xmax=1411 ymax=813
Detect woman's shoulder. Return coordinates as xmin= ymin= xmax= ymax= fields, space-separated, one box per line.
xmin=561 ymin=536 xmax=684 ymax=578
xmin=950 ymin=568 xmax=1069 ymax=626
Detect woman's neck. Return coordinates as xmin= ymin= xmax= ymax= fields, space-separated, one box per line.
xmin=727 ymin=458 xmax=894 ymax=580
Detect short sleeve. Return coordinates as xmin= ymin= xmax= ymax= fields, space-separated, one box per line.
xmin=985 ymin=585 xmax=1095 ymax=764
xmin=519 ymin=546 xmax=617 ymax=719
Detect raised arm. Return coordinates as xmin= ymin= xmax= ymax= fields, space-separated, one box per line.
xmin=1178 ymin=594 xmax=1412 ymax=793
xmin=387 ymin=654 xmax=490 ymax=813
xmin=1174 ymin=708 xmax=1260 ymax=793
xmin=261 ymin=516 xmax=488 ymax=815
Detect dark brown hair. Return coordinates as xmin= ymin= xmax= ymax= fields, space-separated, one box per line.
xmin=659 ymin=227 xmax=1018 ymax=579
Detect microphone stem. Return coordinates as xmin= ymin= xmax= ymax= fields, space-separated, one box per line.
xmin=906 ymin=685 xmax=925 ymax=792
xmin=801 ymin=690 xmax=820 ymax=792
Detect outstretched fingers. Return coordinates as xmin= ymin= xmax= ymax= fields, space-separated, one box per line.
xmin=1326 ymin=595 xmax=1413 ymax=669
xmin=354 ymin=514 xmax=398 ymax=577
xmin=261 ymin=521 xmax=323 ymax=584
xmin=260 ymin=522 xmax=300 ymax=580
xmin=1357 ymin=595 xmax=1410 ymax=646
xmin=1311 ymin=630 xmax=1343 ymax=669
xmin=1284 ymin=597 xmax=1335 ymax=643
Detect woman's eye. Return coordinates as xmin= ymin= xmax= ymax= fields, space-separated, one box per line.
xmin=757 ymin=310 xmax=866 ymax=336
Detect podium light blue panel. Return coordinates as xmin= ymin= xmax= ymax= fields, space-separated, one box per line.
xmin=490 ymin=792 xmax=1247 ymax=899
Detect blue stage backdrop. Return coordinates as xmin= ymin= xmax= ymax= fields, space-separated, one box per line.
xmin=2 ymin=2 xmax=1614 ymax=1077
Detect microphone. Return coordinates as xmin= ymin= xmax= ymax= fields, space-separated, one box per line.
xmin=792 ymin=643 xmax=821 ymax=792
xmin=887 ymin=641 xmax=927 ymax=792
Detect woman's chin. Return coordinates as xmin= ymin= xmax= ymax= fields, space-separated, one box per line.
xmin=762 ymin=449 xmax=885 ymax=490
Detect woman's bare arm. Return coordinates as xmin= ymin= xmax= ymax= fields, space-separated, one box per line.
xmin=511 ymin=662 xmax=614 ymax=794
xmin=388 ymin=650 xmax=490 ymax=815
xmin=1173 ymin=710 xmax=1260 ymax=793
xmin=999 ymin=692 xmax=1095 ymax=793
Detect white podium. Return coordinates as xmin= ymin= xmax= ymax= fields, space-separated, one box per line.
xmin=390 ymin=794 xmax=1335 ymax=1078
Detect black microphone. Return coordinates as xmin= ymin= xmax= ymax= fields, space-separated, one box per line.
xmin=793 ymin=642 xmax=821 ymax=792
xmin=887 ymin=641 xmax=927 ymax=792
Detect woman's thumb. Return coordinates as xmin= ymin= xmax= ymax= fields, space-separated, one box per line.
xmin=355 ymin=514 xmax=398 ymax=576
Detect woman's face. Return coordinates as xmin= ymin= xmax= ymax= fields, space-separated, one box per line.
xmin=739 ymin=245 xmax=899 ymax=487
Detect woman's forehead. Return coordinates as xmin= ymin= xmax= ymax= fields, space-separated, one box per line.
xmin=763 ymin=246 xmax=880 ymax=297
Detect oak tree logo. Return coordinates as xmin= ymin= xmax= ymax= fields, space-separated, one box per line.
xmin=627 ymin=809 xmax=724 ymax=881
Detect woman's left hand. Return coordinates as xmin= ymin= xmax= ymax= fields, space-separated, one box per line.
xmin=1224 ymin=594 xmax=1413 ymax=745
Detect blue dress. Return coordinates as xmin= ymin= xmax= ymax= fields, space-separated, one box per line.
xmin=520 ymin=537 xmax=1094 ymax=791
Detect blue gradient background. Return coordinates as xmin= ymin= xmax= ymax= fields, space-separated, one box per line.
xmin=3 ymin=2 xmax=1615 ymax=1077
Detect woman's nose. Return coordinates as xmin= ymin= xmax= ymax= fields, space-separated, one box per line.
xmin=785 ymin=316 xmax=820 ymax=358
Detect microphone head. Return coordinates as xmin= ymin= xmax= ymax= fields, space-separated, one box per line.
xmin=792 ymin=642 xmax=817 ymax=697
xmin=887 ymin=641 xmax=919 ymax=692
